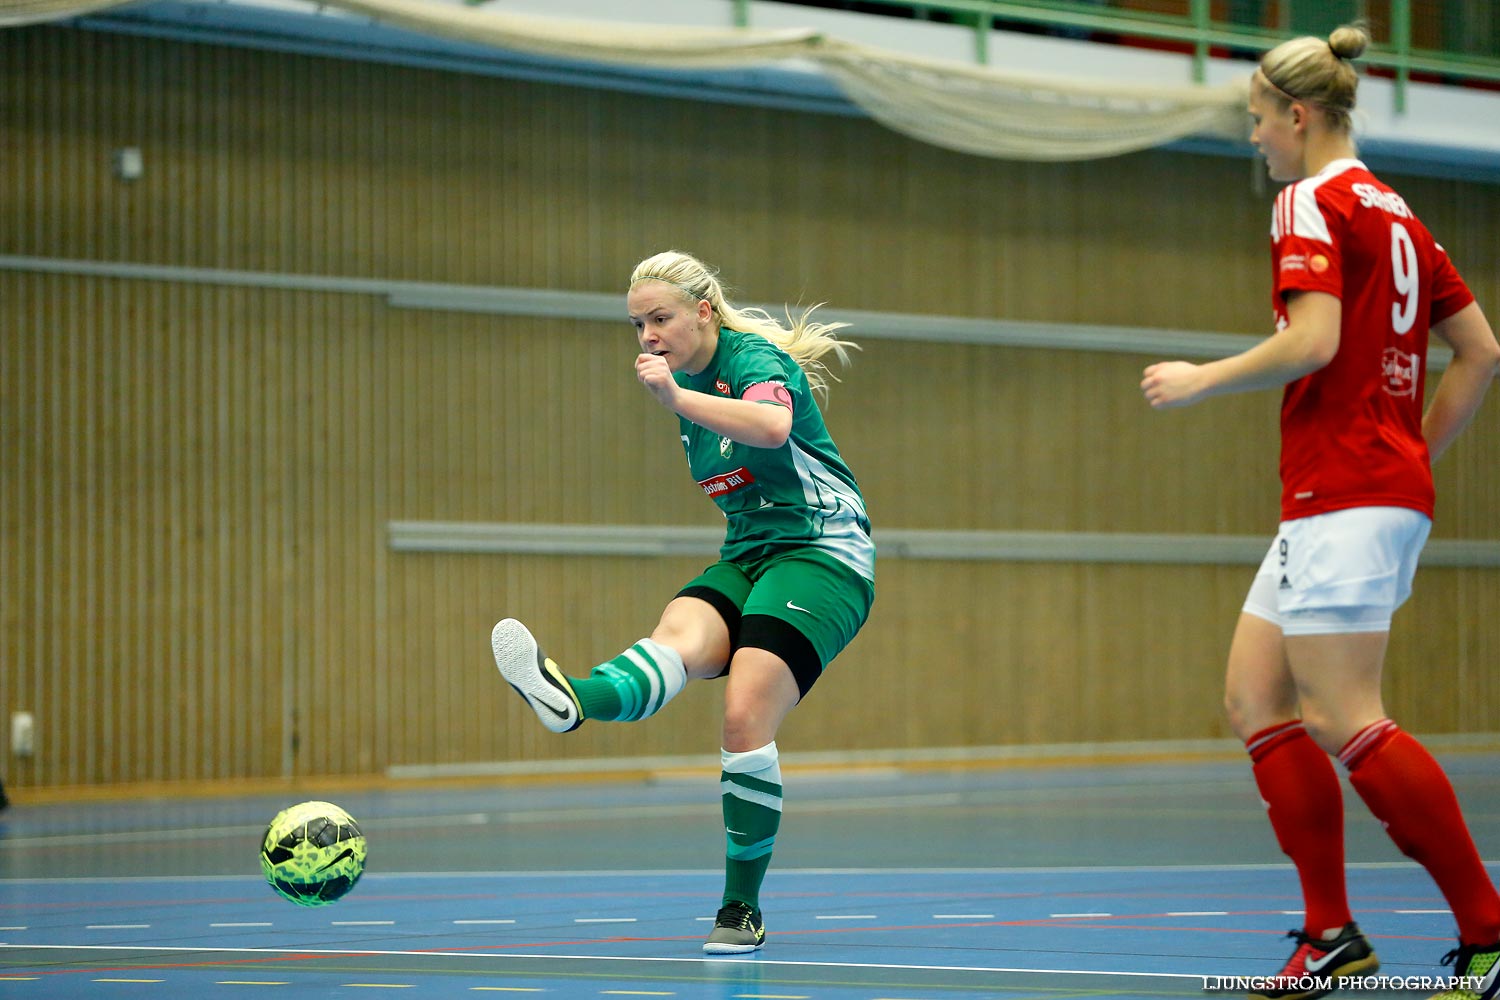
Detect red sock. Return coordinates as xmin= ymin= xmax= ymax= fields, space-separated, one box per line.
xmin=1343 ymin=722 xmax=1500 ymax=946
xmin=1248 ymin=721 xmax=1352 ymax=934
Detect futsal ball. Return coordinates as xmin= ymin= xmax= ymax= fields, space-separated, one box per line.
xmin=260 ymin=800 xmax=367 ymax=906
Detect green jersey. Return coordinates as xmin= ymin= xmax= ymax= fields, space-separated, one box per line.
xmin=675 ymin=328 xmax=874 ymax=581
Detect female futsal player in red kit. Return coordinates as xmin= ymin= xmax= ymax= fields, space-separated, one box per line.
xmin=1142 ymin=23 xmax=1500 ymax=1000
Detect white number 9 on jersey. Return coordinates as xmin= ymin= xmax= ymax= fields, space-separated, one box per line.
xmin=1390 ymin=222 xmax=1418 ymax=335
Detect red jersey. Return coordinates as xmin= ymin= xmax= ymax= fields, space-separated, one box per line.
xmin=1269 ymin=158 xmax=1473 ymax=521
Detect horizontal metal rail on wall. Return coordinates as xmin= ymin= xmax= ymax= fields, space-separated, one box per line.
xmin=0 ymin=255 xmax=1455 ymax=367
xmin=387 ymin=521 xmax=1500 ymax=568
xmin=734 ymin=0 xmax=1500 ymax=112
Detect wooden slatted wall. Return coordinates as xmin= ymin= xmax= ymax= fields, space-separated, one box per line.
xmin=2 ymin=26 xmax=1497 ymax=789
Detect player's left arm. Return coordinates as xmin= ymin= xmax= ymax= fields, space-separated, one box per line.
xmin=1423 ymin=301 xmax=1500 ymax=462
xmin=636 ymin=353 xmax=793 ymax=448
xmin=1141 ymin=291 xmax=1340 ymax=409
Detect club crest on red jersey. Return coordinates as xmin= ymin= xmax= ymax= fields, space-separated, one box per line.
xmin=1382 ymin=347 xmax=1420 ymax=399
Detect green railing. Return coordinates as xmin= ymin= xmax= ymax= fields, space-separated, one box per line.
xmin=733 ymin=0 xmax=1500 ymax=113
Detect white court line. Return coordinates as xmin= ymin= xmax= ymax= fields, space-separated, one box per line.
xmin=0 ymin=943 xmax=1207 ymax=981
xmin=1395 ymin=909 xmax=1452 ymax=914
xmin=86 ymin=924 xmax=150 ymax=930
xmin=453 ymin=919 xmax=517 ymax=925
xmin=574 ymin=918 xmax=637 ymax=924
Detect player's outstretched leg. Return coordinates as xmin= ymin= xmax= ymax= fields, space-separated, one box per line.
xmin=568 ymin=640 xmax=687 ymax=723
xmin=491 ymin=621 xmax=689 ymax=732
xmin=491 ymin=619 xmax=583 ymax=733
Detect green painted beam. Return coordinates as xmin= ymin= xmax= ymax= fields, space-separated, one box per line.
xmin=752 ymin=0 xmax=1500 ymax=89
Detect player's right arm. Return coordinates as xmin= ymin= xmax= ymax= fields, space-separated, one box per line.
xmin=1423 ymin=301 xmax=1500 ymax=463
xmin=635 ymin=352 xmax=793 ymax=449
xmin=1141 ymin=291 xmax=1340 ymax=409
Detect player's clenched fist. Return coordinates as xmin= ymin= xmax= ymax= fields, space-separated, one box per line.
xmin=636 ymin=352 xmax=678 ymax=407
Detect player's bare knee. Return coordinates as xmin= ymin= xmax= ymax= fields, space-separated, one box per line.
xmin=1295 ymin=708 xmax=1348 ymax=755
xmin=720 ymin=701 xmax=776 ymax=753
xmin=1224 ymin=685 xmax=1297 ymax=743
xmin=1222 ymin=695 xmax=1256 ymax=743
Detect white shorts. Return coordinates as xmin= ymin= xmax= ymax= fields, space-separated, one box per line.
xmin=1242 ymin=506 xmax=1431 ymax=637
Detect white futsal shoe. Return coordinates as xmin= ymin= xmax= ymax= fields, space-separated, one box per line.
xmin=490 ymin=618 xmax=583 ymax=733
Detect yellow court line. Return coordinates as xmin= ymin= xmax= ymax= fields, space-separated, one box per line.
xmin=93 ymin=979 xmax=166 ymax=984
xmin=0 ymin=977 xmax=40 ymax=981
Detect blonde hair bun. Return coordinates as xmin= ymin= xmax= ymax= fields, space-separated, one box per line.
xmin=1328 ymin=24 xmax=1369 ymax=61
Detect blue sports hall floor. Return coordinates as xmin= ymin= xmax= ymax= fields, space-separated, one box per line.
xmin=1 ymin=747 xmax=1497 ymax=999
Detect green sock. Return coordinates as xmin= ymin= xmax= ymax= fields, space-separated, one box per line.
xmin=720 ymin=743 xmax=783 ymax=909
xmin=569 ymin=639 xmax=686 ymax=722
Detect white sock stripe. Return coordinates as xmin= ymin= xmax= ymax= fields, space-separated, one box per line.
xmin=637 ymin=639 xmax=686 ymax=698
xmin=1339 ymin=718 xmax=1397 ymax=766
xmin=1341 ymin=718 xmax=1396 ymax=764
xmin=1246 ymin=721 xmax=1304 ymax=756
xmin=720 ymin=780 xmax=784 ymax=812
xmin=721 ymin=741 xmax=779 ymax=774
xmin=620 ymin=645 xmax=663 ymax=717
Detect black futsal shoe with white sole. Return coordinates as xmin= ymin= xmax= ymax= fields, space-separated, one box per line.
xmin=1249 ymin=923 xmax=1379 ymax=1000
xmin=490 ymin=618 xmax=583 ymax=733
xmin=703 ymin=901 xmax=765 ymax=954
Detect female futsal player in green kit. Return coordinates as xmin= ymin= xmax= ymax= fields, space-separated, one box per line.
xmin=492 ymin=250 xmax=875 ymax=955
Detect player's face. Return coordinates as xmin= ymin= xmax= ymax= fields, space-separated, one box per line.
xmin=628 ymin=284 xmax=716 ymax=374
xmin=1248 ymin=84 xmax=1303 ymax=182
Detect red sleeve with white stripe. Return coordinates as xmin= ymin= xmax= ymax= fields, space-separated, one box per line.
xmin=1271 ymin=180 xmax=1345 ymax=303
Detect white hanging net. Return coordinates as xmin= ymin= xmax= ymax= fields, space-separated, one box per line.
xmin=3 ymin=0 xmax=1250 ymax=161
